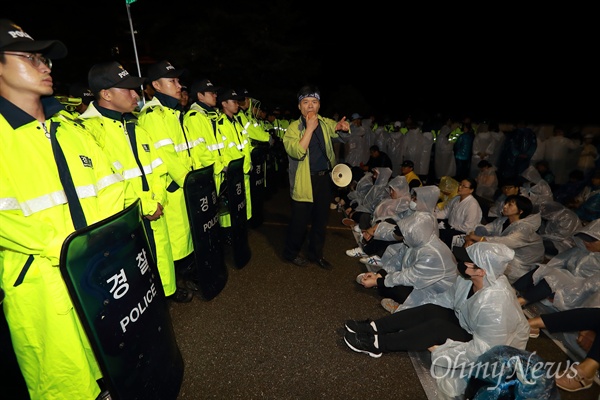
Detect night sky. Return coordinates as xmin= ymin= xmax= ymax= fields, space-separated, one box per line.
xmin=5 ymin=2 xmax=599 ymax=125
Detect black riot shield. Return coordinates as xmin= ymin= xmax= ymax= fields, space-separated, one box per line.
xmin=249 ymin=145 xmax=268 ymax=228
xmin=226 ymin=158 xmax=251 ymax=268
xmin=59 ymin=199 xmax=183 ymax=400
xmin=183 ymin=164 xmax=227 ymax=301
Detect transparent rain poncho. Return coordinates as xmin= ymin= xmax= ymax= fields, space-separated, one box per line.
xmin=353 ymin=167 xmax=393 ymax=214
xmin=429 ymin=242 xmax=530 ymax=397
xmin=520 ymin=165 xmax=553 ymax=205
xmin=537 ymin=200 xmax=582 ymax=253
xmin=474 ymin=213 xmax=545 ymax=283
xmin=375 ymin=185 xmax=440 ymax=241
xmin=532 ymin=219 xmax=600 ymax=310
xmin=379 ymin=211 xmax=458 ymax=311
xmin=371 ymin=175 xmax=411 ymax=224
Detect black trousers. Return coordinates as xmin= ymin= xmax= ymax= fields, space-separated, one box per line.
xmin=375 ymin=303 xmax=472 ymax=352
xmin=512 ymin=266 xmax=553 ymax=304
xmin=283 ymin=173 xmax=333 ymax=261
xmin=541 ymin=308 xmax=600 ymax=363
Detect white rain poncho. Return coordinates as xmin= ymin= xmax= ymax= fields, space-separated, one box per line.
xmin=344 ymin=125 xmax=369 ymax=167
xmin=379 ymin=211 xmax=458 ymax=310
xmin=371 ymin=175 xmax=410 ymax=223
xmin=429 ymin=242 xmax=530 ymax=397
xmin=520 ymin=165 xmax=553 ymax=205
xmin=470 ymin=125 xmax=498 ymax=179
xmin=532 ymin=219 xmax=600 ymax=310
xmin=375 ymin=185 xmax=440 ymax=241
xmin=434 ymin=194 xmax=482 ymax=234
xmin=537 ymin=200 xmax=582 ymax=253
xmin=474 ymin=213 xmax=545 ymax=283
xmin=353 ymin=167 xmax=393 ymax=214
xmin=347 ymin=172 xmax=374 ymax=207
xmin=387 ymin=130 xmax=406 ymax=177
xmin=435 ymin=125 xmax=457 ymax=179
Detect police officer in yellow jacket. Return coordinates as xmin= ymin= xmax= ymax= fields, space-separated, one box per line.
xmin=80 ymin=61 xmax=178 ymax=301
xmin=215 ymin=89 xmax=253 ymax=229
xmin=137 ymin=60 xmax=196 ymax=299
xmin=182 ymin=79 xmax=229 ymax=201
xmin=0 ymin=19 xmax=135 ymax=399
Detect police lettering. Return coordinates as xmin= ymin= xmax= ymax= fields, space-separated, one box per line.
xmin=203 ymin=215 xmax=218 ymax=232
xmin=119 ymin=283 xmax=157 ymax=333
xmin=136 ymin=248 xmax=149 ymax=275
xmin=237 ymin=199 xmax=246 ymax=211
xmin=8 ymin=30 xmax=33 ymax=40
xmin=107 ymin=268 xmax=129 ymax=299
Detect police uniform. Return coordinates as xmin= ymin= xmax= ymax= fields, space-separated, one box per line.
xmin=0 ymin=97 xmax=132 ymax=399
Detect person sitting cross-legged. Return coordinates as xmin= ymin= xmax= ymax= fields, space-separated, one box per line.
xmin=343 ymin=242 xmax=529 ymax=397
xmin=356 ymin=211 xmax=457 ymax=313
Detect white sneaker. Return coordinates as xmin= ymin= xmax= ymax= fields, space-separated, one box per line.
xmin=346 ymin=247 xmax=368 ymax=258
xmin=359 ymin=255 xmax=382 ymax=267
xmin=360 ymin=256 xmax=383 ymax=272
xmin=381 ymin=298 xmax=400 ymax=313
xmin=353 ymin=225 xmax=361 ymax=233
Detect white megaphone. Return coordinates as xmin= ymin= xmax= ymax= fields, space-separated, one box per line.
xmin=330 ymin=163 xmax=352 ymax=187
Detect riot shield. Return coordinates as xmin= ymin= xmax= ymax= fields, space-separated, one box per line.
xmin=249 ymin=145 xmax=268 ymax=228
xmin=59 ymin=199 xmax=183 ymax=400
xmin=183 ymin=164 xmax=227 ymax=301
xmin=225 ymin=158 xmax=251 ymax=268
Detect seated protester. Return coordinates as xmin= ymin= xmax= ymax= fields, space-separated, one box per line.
xmin=363 ymin=185 xmax=442 ymax=269
xmin=513 ymin=219 xmax=600 ymax=309
xmin=536 ymin=200 xmax=582 ymax=256
xmin=400 ymin=160 xmax=422 ymax=189
xmin=345 ymin=176 xmax=411 ymax=260
xmin=570 ymin=168 xmax=600 ymax=223
xmin=464 ymin=195 xmax=544 ymax=284
xmin=344 ymin=243 xmax=529 ymax=398
xmin=474 ymin=159 xmax=498 ymax=201
xmin=360 ymin=145 xmax=393 ymax=174
xmin=436 ymin=175 xmax=459 ymax=211
xmin=343 ymin=167 xmax=392 ymax=231
xmin=520 ymin=164 xmax=554 ymax=206
xmin=487 ymin=177 xmax=521 ymax=221
xmin=356 ymin=211 xmax=458 ymax=313
xmin=528 ymin=308 xmax=600 ymax=393
xmin=434 ymin=177 xmax=482 ymax=249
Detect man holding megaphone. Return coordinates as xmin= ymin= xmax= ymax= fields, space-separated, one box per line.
xmin=282 ymin=85 xmax=350 ymax=269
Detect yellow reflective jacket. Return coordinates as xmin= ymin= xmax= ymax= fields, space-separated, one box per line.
xmin=137 ymin=95 xmax=193 ymax=260
xmin=80 ymin=102 xmax=176 ymax=296
xmin=0 ymin=96 xmax=131 ymax=399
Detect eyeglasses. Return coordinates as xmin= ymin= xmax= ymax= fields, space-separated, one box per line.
xmin=2 ymin=52 xmax=52 ymax=69
xmin=458 ymin=184 xmax=472 ymax=189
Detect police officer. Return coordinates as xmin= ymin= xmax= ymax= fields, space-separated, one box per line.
xmin=137 ymin=60 xmax=197 ymax=299
xmin=81 ymin=61 xmax=180 ymax=301
xmin=0 ymin=19 xmax=134 ymax=398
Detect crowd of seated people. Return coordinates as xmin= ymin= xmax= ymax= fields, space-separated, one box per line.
xmin=335 ymin=141 xmax=600 ymax=396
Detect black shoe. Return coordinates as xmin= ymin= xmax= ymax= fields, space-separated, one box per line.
xmin=313 ymin=258 xmax=332 ymax=270
xmin=345 ymin=319 xmax=376 ymax=334
xmin=184 ymin=280 xmax=200 ymax=292
xmin=344 ymin=331 xmax=382 ymax=358
xmin=169 ymin=287 xmax=193 ymax=303
xmin=286 ymin=256 xmax=309 ymax=267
